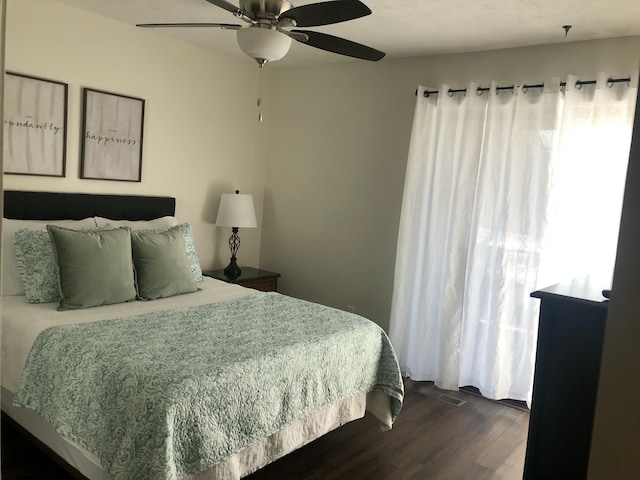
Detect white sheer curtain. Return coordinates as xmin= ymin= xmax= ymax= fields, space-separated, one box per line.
xmin=390 ymin=73 xmax=638 ymax=403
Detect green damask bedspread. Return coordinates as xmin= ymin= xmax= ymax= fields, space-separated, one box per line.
xmin=13 ymin=292 xmax=404 ymax=479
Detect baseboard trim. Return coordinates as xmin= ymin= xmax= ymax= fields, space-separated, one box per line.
xmin=460 ymin=386 xmax=529 ymax=411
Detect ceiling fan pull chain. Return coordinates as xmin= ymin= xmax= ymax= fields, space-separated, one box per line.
xmin=257 ymin=64 xmax=264 ymax=122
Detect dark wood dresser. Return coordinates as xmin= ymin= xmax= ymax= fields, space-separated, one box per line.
xmin=524 ymin=278 xmax=610 ymax=479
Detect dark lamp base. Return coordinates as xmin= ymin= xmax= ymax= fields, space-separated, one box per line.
xmin=223 ymin=257 xmax=241 ymax=280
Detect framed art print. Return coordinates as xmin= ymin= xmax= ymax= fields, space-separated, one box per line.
xmin=81 ymin=88 xmax=145 ymax=182
xmin=3 ymin=72 xmax=68 ymax=177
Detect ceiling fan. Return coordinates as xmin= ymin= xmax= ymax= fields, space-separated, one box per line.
xmin=137 ymin=0 xmax=385 ymax=66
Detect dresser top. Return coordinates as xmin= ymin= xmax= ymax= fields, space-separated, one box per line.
xmin=531 ymin=276 xmax=611 ymax=309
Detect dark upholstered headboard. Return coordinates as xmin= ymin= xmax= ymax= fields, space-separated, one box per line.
xmin=3 ymin=190 xmax=176 ymax=221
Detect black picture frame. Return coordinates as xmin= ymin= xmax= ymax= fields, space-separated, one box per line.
xmin=80 ymin=88 xmax=145 ymax=182
xmin=3 ymin=72 xmax=68 ymax=177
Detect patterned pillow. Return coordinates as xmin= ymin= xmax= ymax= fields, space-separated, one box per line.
xmin=14 ymin=229 xmax=60 ymax=303
xmin=176 ymin=223 xmax=204 ymax=283
xmin=14 ymin=225 xmax=115 ymax=304
xmin=2 ymin=217 xmax=97 ymax=296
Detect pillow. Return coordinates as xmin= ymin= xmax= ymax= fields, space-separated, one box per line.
xmin=93 ymin=217 xmax=202 ymax=281
xmin=14 ymin=225 xmax=115 ymax=304
xmin=131 ymin=226 xmax=198 ymax=300
xmin=94 ymin=216 xmax=178 ymax=230
xmin=47 ymin=226 xmax=137 ymax=310
xmin=14 ymin=229 xmax=61 ymax=303
xmin=139 ymin=223 xmax=203 ymax=283
xmin=174 ymin=223 xmax=203 ymax=282
xmin=2 ymin=218 xmax=97 ymax=296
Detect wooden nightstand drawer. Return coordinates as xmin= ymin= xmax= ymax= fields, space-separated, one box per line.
xmin=239 ymin=277 xmax=278 ymax=292
xmin=202 ymin=267 xmax=281 ymax=292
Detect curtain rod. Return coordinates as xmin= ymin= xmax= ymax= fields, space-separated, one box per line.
xmin=416 ymin=76 xmax=632 ymax=98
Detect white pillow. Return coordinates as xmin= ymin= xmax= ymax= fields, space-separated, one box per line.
xmin=94 ymin=216 xmax=178 ymax=230
xmin=2 ymin=218 xmax=97 ymax=296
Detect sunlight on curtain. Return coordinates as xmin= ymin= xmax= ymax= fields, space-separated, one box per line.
xmin=389 ymin=72 xmax=638 ymax=404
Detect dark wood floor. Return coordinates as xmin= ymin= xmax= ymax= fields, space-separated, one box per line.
xmin=1 ymin=380 xmax=529 ymax=479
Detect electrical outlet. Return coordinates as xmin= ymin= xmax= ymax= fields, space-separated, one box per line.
xmin=346 ymin=305 xmax=355 ymax=313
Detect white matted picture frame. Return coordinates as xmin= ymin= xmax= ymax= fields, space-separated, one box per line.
xmin=3 ymin=72 xmax=68 ymax=177
xmin=81 ymin=88 xmax=145 ymax=182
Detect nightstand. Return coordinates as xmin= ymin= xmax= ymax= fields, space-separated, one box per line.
xmin=203 ymin=267 xmax=281 ymax=292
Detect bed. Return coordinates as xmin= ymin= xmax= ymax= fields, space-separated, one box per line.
xmin=1 ymin=190 xmax=404 ymax=480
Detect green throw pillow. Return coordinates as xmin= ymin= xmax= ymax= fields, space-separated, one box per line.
xmin=131 ymin=225 xmax=198 ymax=300
xmin=47 ymin=226 xmax=137 ymax=310
xmin=138 ymin=223 xmax=203 ymax=282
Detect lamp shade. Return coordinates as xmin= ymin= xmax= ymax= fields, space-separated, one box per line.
xmin=237 ymin=26 xmax=292 ymax=63
xmin=216 ymin=192 xmax=257 ymax=228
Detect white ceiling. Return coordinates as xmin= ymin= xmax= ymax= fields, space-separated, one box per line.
xmin=55 ymin=0 xmax=640 ymax=67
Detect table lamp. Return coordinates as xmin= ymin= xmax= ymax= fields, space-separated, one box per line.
xmin=215 ymin=190 xmax=257 ymax=279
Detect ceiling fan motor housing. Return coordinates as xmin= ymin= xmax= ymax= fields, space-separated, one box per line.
xmin=239 ymin=0 xmax=293 ymax=19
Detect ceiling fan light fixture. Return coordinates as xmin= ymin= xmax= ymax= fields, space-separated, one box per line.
xmin=237 ymin=26 xmax=292 ymax=64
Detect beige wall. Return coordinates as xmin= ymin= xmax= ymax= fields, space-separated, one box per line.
xmin=260 ymin=36 xmax=640 ymax=330
xmin=4 ymin=0 xmax=267 ymax=271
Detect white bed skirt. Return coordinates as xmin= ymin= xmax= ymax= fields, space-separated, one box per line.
xmin=3 ymin=388 xmax=390 ymax=479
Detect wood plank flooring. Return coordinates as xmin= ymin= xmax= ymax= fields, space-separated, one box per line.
xmin=1 ymin=380 xmax=529 ymax=479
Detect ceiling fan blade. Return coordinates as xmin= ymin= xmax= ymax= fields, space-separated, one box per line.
xmin=137 ymin=23 xmax=242 ymax=29
xmin=205 ymin=0 xmax=244 ymax=16
xmin=292 ymin=30 xmax=384 ymax=61
xmin=280 ymin=0 xmax=371 ymax=27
